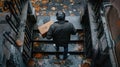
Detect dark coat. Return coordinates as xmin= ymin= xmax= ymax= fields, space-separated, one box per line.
xmin=46 ymin=20 xmax=76 ymax=45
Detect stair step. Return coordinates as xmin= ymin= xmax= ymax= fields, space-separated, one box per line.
xmin=32 ymin=51 xmax=85 ymax=55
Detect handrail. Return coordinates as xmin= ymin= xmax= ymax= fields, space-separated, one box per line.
xmin=3 ymin=32 xmax=20 ymax=52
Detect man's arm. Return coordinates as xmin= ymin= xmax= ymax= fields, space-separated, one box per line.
xmin=71 ymin=24 xmax=77 ymax=35
xmin=46 ymin=25 xmax=54 ymax=39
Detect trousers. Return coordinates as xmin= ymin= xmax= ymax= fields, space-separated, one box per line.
xmin=55 ymin=44 xmax=68 ymax=60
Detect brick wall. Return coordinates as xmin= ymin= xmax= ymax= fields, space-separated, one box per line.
xmin=107 ymin=0 xmax=120 ymax=66
xmin=110 ymin=0 xmax=120 ymax=18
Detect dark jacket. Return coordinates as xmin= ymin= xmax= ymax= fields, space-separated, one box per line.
xmin=46 ymin=20 xmax=76 ymax=45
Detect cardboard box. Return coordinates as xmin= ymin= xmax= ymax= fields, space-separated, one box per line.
xmin=38 ymin=20 xmax=53 ymax=37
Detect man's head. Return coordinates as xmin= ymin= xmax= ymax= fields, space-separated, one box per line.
xmin=56 ymin=11 xmax=65 ymax=21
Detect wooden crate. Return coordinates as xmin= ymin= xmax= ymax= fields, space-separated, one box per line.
xmin=38 ymin=20 xmax=54 ymax=37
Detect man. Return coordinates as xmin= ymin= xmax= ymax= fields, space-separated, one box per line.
xmin=46 ymin=11 xmax=76 ymax=62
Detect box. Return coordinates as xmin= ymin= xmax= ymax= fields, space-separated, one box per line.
xmin=38 ymin=20 xmax=54 ymax=37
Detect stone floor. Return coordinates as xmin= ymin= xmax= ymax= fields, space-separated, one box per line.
xmin=33 ymin=0 xmax=86 ymax=16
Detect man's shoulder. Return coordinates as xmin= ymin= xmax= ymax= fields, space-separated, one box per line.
xmin=54 ymin=21 xmax=59 ymax=23
xmin=54 ymin=20 xmax=69 ymax=24
xmin=65 ymin=20 xmax=69 ymax=22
